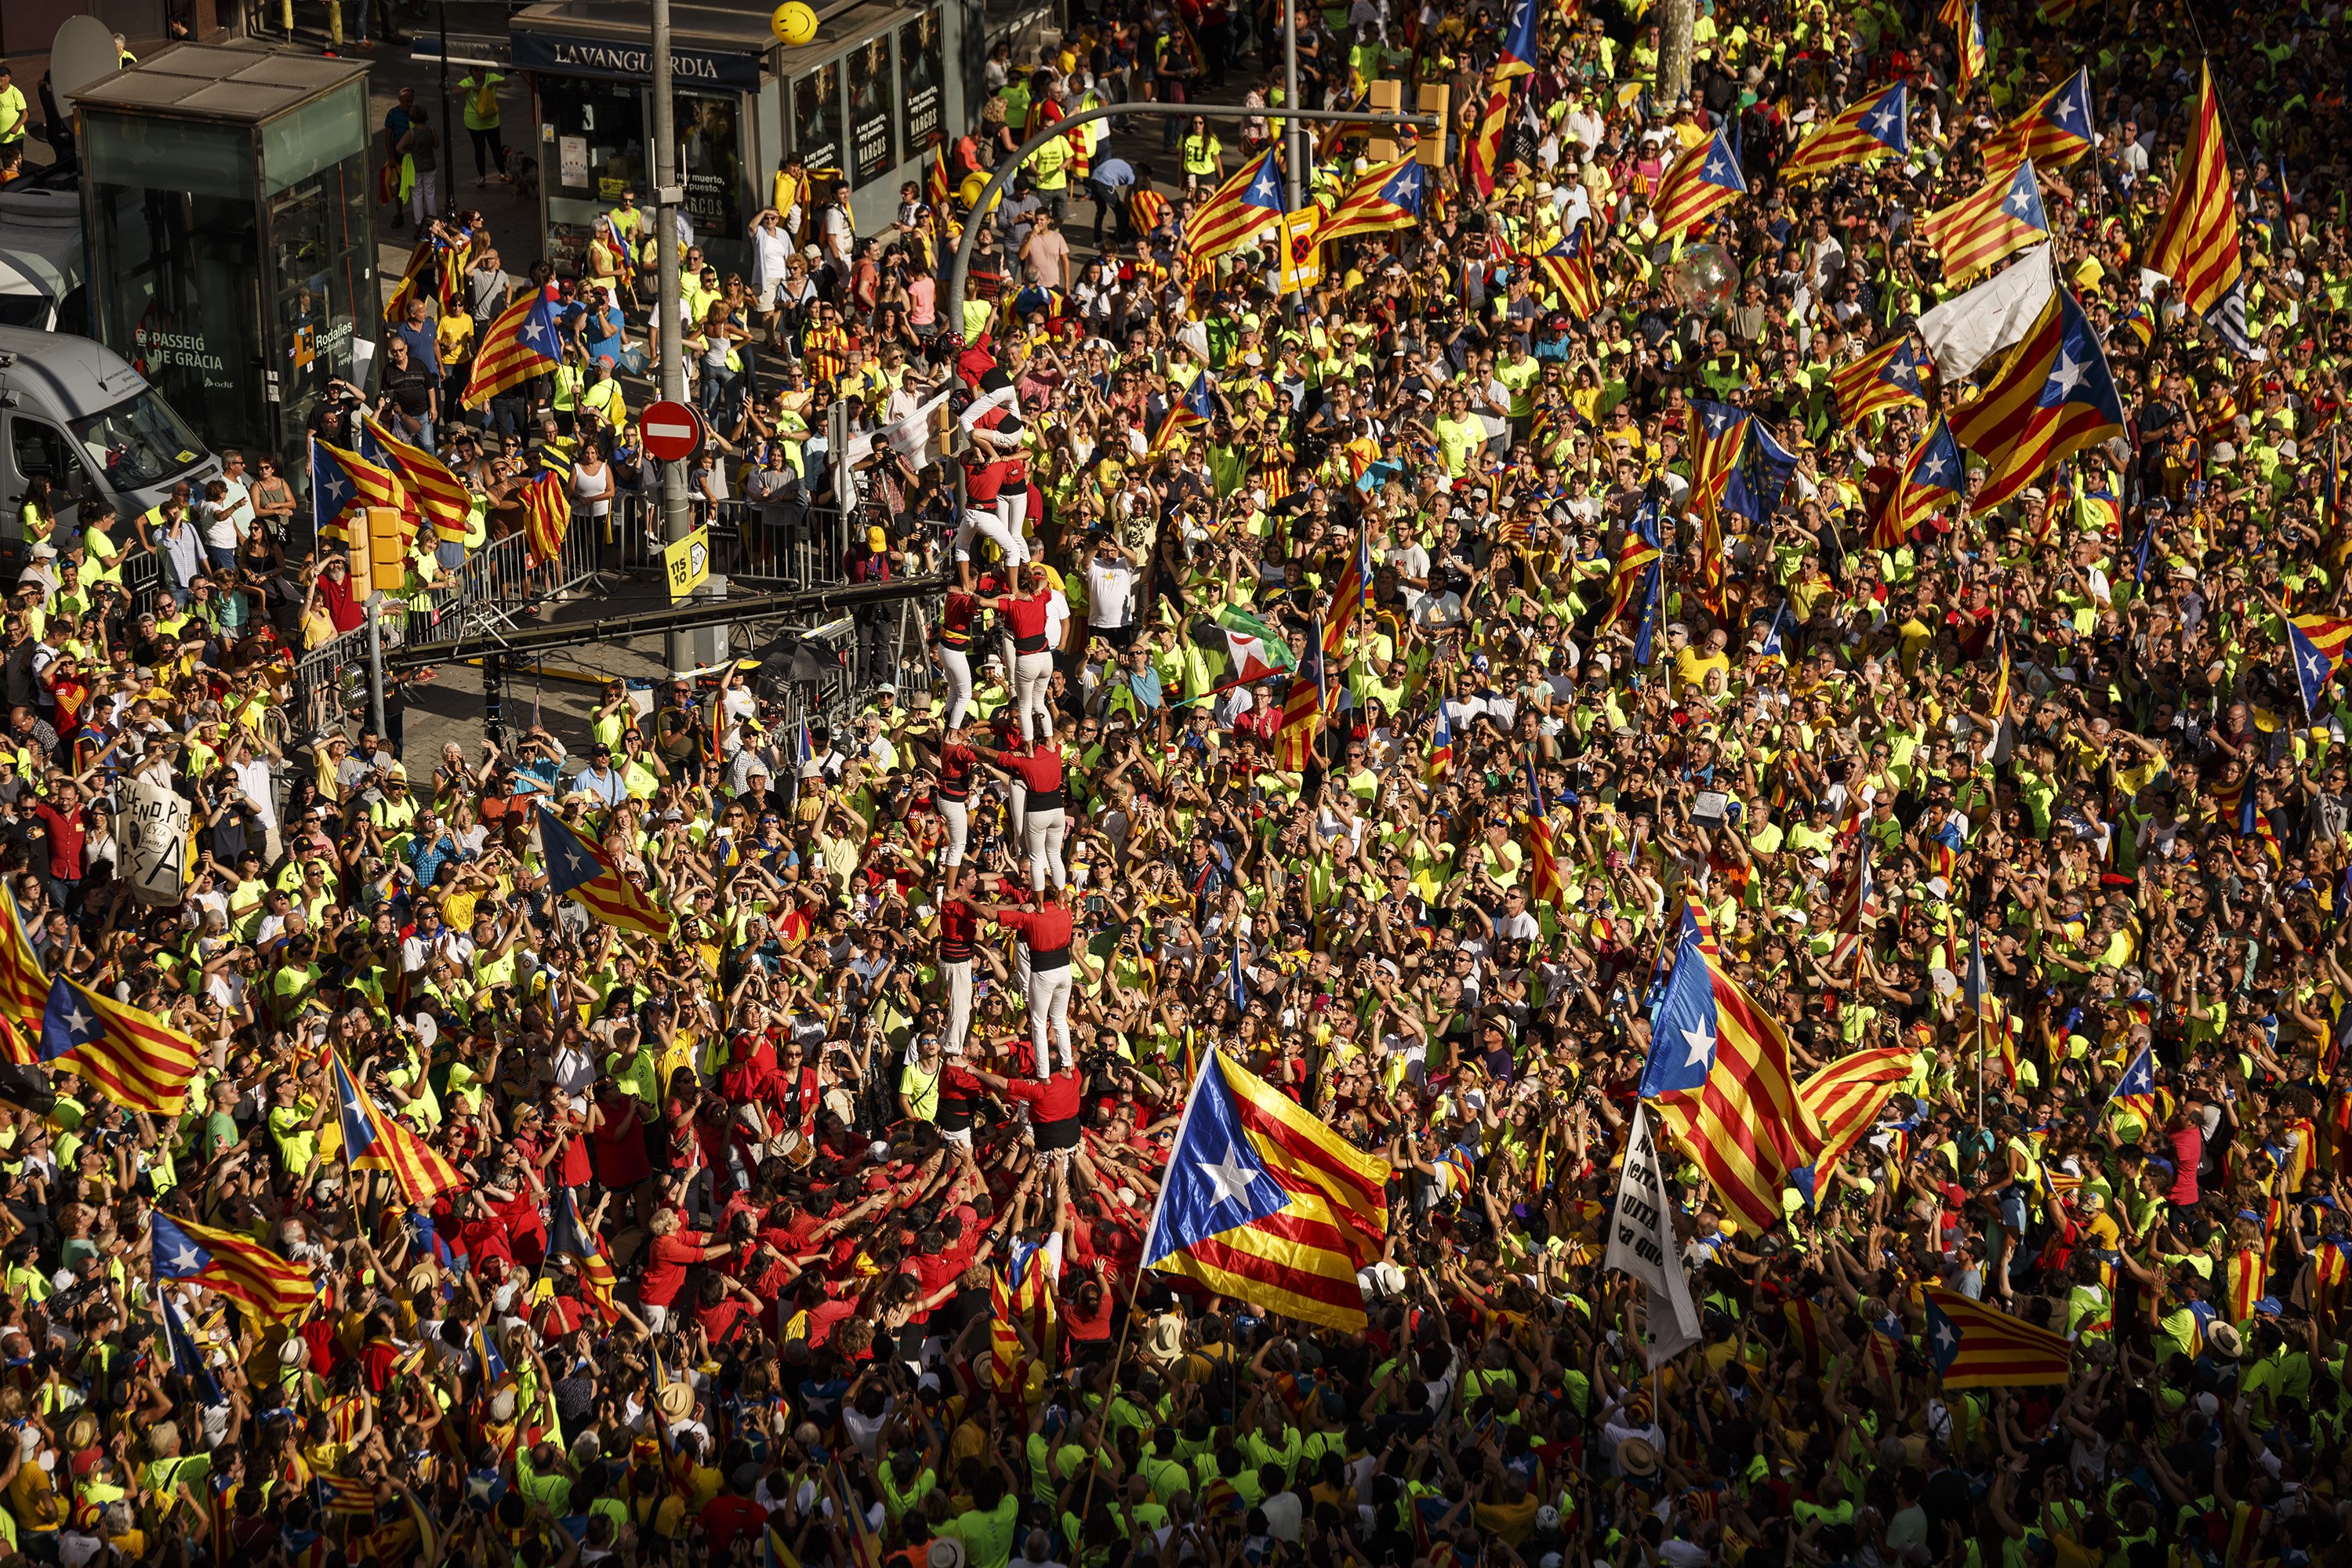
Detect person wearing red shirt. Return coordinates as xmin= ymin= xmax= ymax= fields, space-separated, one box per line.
xmin=637 ymin=1208 xmax=730 ymax=1331
xmin=938 ymin=866 xmax=984 ymax=1056
xmin=29 ymin=782 xmax=87 ymax=912
xmin=938 ymin=582 xmax=981 ymax=732
xmin=932 ymin=722 xmax=980 ymax=871
xmin=698 ymin=1469 xmax=771 ymax=1556
xmin=972 ymin=881 xmax=1076 ymax=1076
xmin=954 ymin=402 xmax=1029 ymax=570
xmin=976 ymin=1062 xmax=1083 ymax=1202
xmin=988 ymin=562 xmax=1058 ymax=744
xmin=972 ymin=731 xmax=1067 ymax=888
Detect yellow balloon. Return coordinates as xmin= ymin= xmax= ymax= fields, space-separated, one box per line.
xmin=771 ymin=2 xmax=818 ymax=45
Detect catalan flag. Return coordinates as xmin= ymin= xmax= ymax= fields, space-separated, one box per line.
xmin=1651 ymin=129 xmax=1748 ymax=242
xmin=383 ymin=234 xmax=463 ymax=325
xmin=2095 ymin=1047 xmax=2158 ymax=1138
xmin=330 ymin=1051 xmax=464 ymax=1204
xmin=1272 ymin=625 xmax=1327 ymax=771
xmin=1006 ymin=1236 xmax=1057 ymax=1365
xmin=1493 ymin=0 xmax=1540 ymax=79
xmin=2147 ymin=64 xmax=2249 ymax=354
xmin=1609 ymin=499 xmax=1664 ymax=619
xmin=0 ymin=891 xmax=46 ymax=1043
xmin=150 ymin=1211 xmax=317 ymax=1321
xmin=310 ymin=441 xmax=408 ymax=546
xmin=1527 ymin=814 xmax=1566 ymax=907
xmin=1871 ymin=415 xmax=1965 ymax=549
xmin=1465 ymin=82 xmax=1513 ymax=199
xmin=1147 ymin=371 xmax=1217 ymax=459
xmin=1141 ymin=1051 xmax=1392 ymax=1330
xmin=1778 ymin=82 xmax=1910 ymax=184
xmin=1791 ymin=1047 xmax=1915 ymax=1204
xmin=538 ymin=809 xmax=673 ymax=939
xmin=1979 ymin=67 xmax=2096 ymax=173
xmin=1924 ymin=1286 xmax=2072 ymax=1388
xmin=1422 ymin=701 xmax=1454 ymax=783
xmin=460 ymin=289 xmax=564 ymax=409
xmin=1321 ymin=528 xmax=1370 ymax=658
xmin=1688 ymin=401 xmax=1752 ymax=519
xmin=2038 ymin=0 xmax=2092 ymax=20
xmin=314 ymin=1473 xmax=381 ymax=1519
xmin=2290 ymin=615 xmax=2352 ymax=716
xmin=548 ymin=1187 xmax=621 ymax=1320
xmin=1956 ymin=2 xmax=1987 ymax=96
xmin=40 ymin=974 xmax=200 ymax=1116
xmin=1180 ymin=150 xmax=1287 ymax=269
xmin=1530 ymin=231 xmax=1602 ymax=319
xmin=1989 ymin=630 xmax=2013 ymax=723
xmin=1947 ymin=286 xmax=2125 ymax=515
xmin=361 ymin=415 xmax=471 ymax=545
xmin=1639 ymin=902 xmax=1818 ymax=1234
xmin=926 ymin=143 xmax=953 ymax=217
xmin=1831 ymin=336 xmax=1929 ymax=427
xmin=1322 ymin=158 xmax=1427 ymax=245
xmin=1921 ymin=160 xmax=2050 ymax=284
xmin=521 ymin=471 xmax=571 ymax=564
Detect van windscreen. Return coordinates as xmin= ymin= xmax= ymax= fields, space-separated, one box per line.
xmin=69 ymin=389 xmax=207 ymax=492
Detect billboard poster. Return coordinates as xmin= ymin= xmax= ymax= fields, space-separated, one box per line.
xmin=898 ymin=13 xmax=944 ymax=155
xmin=847 ymin=39 xmax=896 ymax=187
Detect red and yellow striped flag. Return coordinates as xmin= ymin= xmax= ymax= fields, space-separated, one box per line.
xmin=2147 ymin=62 xmax=2249 ymax=353
xmin=1142 ymin=1052 xmax=1392 ymax=1330
xmin=1651 ymin=130 xmax=1748 ymax=241
xmin=363 ymin=415 xmax=471 ymax=545
xmin=1830 ymin=336 xmax=1929 ymax=428
xmin=0 ymin=891 xmax=47 ymax=1043
xmin=1923 ymin=1286 xmax=2073 ymax=1388
xmin=460 ymin=290 xmax=564 ymax=409
xmin=538 ymin=809 xmax=673 ymax=939
xmin=1798 ymin=1047 xmax=1913 ymax=1174
xmin=330 ymin=1051 xmax=464 ymax=1204
xmin=1948 ymin=287 xmax=2126 ymax=515
xmin=150 ymin=1212 xmax=318 ymax=1322
xmin=1919 ymin=160 xmax=2049 ymax=284
xmin=521 ymin=471 xmax=571 ymax=564
xmin=40 ymin=974 xmax=201 ymax=1116
xmin=1777 ymin=82 xmax=1909 ymax=185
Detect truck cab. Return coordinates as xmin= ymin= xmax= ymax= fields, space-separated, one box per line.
xmin=0 ymin=327 xmax=217 ymax=555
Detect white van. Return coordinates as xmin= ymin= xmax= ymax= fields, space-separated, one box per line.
xmin=0 ymin=326 xmax=218 ymax=542
xmin=0 ymin=185 xmax=85 ymax=336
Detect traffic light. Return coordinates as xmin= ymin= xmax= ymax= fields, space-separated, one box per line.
xmin=1369 ymin=79 xmax=1402 ymax=163
xmin=1416 ymin=85 xmax=1450 ymax=168
xmin=361 ymin=506 xmax=405 ymax=597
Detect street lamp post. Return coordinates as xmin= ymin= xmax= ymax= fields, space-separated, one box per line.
xmin=652 ymin=0 xmax=695 ymax=675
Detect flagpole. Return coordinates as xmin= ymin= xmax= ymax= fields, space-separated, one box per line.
xmin=1973 ymin=918 xmax=1987 ymax=1134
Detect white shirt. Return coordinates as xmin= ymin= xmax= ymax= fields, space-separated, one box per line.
xmin=750 ymin=221 xmax=796 ymax=289
xmin=229 ymin=757 xmax=277 ymax=830
xmin=1085 ymin=558 xmax=1138 ymax=630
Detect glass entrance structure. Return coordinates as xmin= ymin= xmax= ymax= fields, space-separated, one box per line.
xmin=75 ymin=45 xmax=376 ymax=481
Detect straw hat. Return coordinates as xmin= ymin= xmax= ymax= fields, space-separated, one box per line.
xmin=655 ymin=1380 xmax=697 ymax=1422
xmin=1617 ymin=1437 xmax=1661 ymax=1478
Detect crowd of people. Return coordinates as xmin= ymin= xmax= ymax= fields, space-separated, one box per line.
xmin=6 ymin=0 xmax=2352 ymax=1564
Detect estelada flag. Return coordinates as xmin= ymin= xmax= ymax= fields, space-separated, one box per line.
xmin=1790 ymin=1047 xmax=1913 ymax=1205
xmin=1924 ymin=1286 xmax=2073 ymax=1388
xmin=1639 ymin=901 xmax=1820 ymax=1233
xmin=1180 ymin=150 xmax=1287 ymax=267
xmin=1978 ymin=67 xmax=2096 ymax=172
xmin=150 ymin=1211 xmax=318 ymax=1321
xmin=1830 ymin=336 xmax=1929 ymax=428
xmin=1651 ymin=129 xmax=1748 ymax=241
xmin=537 ymin=808 xmax=673 ymax=939
xmin=1920 ymin=161 xmax=2050 ymax=285
xmin=362 ymin=414 xmax=471 ymax=545
xmin=0 ymin=891 xmax=47 ymax=1043
xmin=1322 ymin=159 xmax=1426 ymax=245
xmin=1778 ymin=81 xmax=1909 ymax=185
xmin=331 ymin=1050 xmax=465 ymax=1204
xmin=40 ymin=973 xmax=200 ymax=1116
xmin=1870 ymin=415 xmax=1965 ymax=549
xmin=1947 ymin=286 xmax=2125 ymax=515
xmin=1141 ymin=1051 xmax=1392 ymax=1329
xmin=461 ymin=290 xmax=564 ymax=409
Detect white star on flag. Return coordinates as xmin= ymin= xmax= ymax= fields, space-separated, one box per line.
xmin=2046 ymin=352 xmax=2088 ymax=399
xmin=1935 ymin=1320 xmax=1957 ymax=1351
xmin=1704 ymin=157 xmax=1728 ymax=181
xmin=524 ymin=313 xmax=550 ymax=345
xmin=165 ymin=1243 xmax=204 ymax=1274
xmin=1198 ymin=1140 xmax=1261 ymax=1208
xmin=1869 ymin=104 xmax=1897 ymax=135
xmin=1918 ymin=452 xmax=1954 ymax=486
xmin=1707 ymin=411 xmax=1732 ymax=434
xmin=1681 ymin=1025 xmax=1716 ymax=1069
xmin=60 ymin=1003 xmax=91 ymax=1039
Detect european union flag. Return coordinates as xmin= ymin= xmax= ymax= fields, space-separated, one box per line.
xmin=1722 ymin=420 xmax=1801 ymax=524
